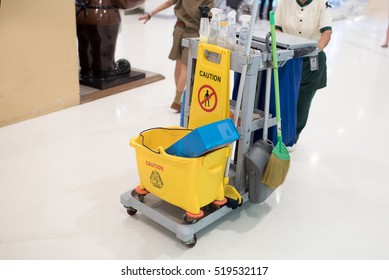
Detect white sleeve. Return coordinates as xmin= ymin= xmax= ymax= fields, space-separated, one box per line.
xmin=319 ymin=0 xmax=333 ymax=31
xmin=274 ymin=0 xmax=284 ymax=30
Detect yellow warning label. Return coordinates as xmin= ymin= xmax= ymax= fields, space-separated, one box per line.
xmin=150 ymin=170 xmax=163 ymax=189
xmin=189 ymin=43 xmax=230 ymax=129
xmin=199 ymin=71 xmax=222 ymax=83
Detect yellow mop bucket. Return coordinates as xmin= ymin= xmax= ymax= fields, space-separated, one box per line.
xmin=130 ymin=127 xmax=230 ymax=216
xmin=188 ymin=43 xmax=231 ymax=129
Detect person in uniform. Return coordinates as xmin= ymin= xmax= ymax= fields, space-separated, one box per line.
xmin=139 ymin=0 xmax=214 ymax=112
xmin=275 ymin=0 xmax=332 ymax=147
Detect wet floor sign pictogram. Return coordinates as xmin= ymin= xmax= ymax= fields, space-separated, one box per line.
xmin=150 ymin=170 xmax=163 ymax=189
xmin=198 ymin=84 xmax=217 ymax=112
xmin=189 ymin=43 xmax=231 ymax=129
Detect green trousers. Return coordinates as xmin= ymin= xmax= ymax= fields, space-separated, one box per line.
xmin=296 ymin=51 xmax=327 ymax=142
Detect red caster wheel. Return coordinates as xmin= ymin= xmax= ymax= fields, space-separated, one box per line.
xmin=182 ymin=210 xmax=204 ymax=224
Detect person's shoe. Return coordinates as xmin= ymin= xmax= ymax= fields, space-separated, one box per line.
xmin=286 ymin=144 xmax=296 ymax=153
xmin=381 ymin=44 xmax=388 ymax=48
xmin=170 ymin=102 xmax=181 ymax=112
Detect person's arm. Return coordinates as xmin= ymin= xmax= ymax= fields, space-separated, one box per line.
xmin=138 ymin=0 xmax=175 ymax=24
xmin=274 ymin=0 xmax=283 ymax=32
xmin=317 ymin=29 xmax=332 ymax=51
xmin=318 ymin=0 xmax=332 ymax=51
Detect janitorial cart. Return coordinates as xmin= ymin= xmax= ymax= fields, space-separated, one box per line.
xmin=120 ymin=5 xmax=318 ymax=247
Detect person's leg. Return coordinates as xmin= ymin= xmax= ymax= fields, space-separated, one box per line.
xmin=266 ymin=0 xmax=274 ymax=20
xmin=171 ymin=60 xmax=187 ymax=111
xmin=296 ymin=88 xmax=316 ymax=142
xmin=176 ymin=61 xmax=187 ymax=93
xmin=174 ymin=59 xmax=180 ymax=86
xmin=259 ymin=0 xmax=265 ymax=19
xmin=296 ymin=52 xmax=327 ymax=142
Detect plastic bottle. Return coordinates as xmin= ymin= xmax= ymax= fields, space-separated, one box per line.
xmin=217 ymin=21 xmax=228 ymax=48
xmin=239 ymin=15 xmax=251 ymax=53
xmin=227 ymin=10 xmax=237 ymax=51
xmin=208 ymin=8 xmax=223 ymax=45
xmin=199 ymin=6 xmax=210 ymax=43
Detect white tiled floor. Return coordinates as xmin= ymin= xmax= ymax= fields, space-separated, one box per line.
xmin=1 ymin=6 xmax=389 ymax=260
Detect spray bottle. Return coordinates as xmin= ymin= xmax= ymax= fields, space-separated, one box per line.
xmin=227 ymin=10 xmax=237 ymax=51
xmin=208 ymin=8 xmax=223 ymax=45
xmin=217 ymin=21 xmax=228 ymax=48
xmin=199 ymin=6 xmax=210 ymax=43
xmin=239 ymin=15 xmax=251 ymax=53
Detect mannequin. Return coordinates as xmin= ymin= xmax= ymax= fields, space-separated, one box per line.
xmin=75 ymin=0 xmax=145 ymax=89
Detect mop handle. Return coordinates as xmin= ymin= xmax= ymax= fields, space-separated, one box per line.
xmin=269 ymin=11 xmax=283 ymax=141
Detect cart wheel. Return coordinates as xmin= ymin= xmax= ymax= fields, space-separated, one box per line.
xmin=209 ymin=203 xmax=221 ymax=212
xmin=137 ymin=194 xmax=145 ymax=203
xmin=135 ymin=185 xmax=149 ymax=195
xmin=182 ymin=214 xmax=197 ymax=224
xmin=126 ymin=207 xmax=137 ymax=216
xmin=184 ymin=234 xmax=197 ymax=248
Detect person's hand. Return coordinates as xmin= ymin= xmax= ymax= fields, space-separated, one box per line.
xmin=138 ymin=13 xmax=152 ymax=24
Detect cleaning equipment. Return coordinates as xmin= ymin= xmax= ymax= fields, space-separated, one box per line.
xmin=227 ymin=10 xmax=237 ymax=51
xmin=165 ymin=118 xmax=239 ymax=158
xmin=238 ymin=14 xmax=251 ymax=53
xmin=245 ymin=68 xmax=274 ymax=203
xmin=131 ymin=127 xmax=230 ymax=219
xmin=199 ymin=6 xmax=210 ymax=43
xmin=217 ymin=21 xmax=228 ymax=49
xmin=120 ymin=0 xmax=299 ymax=247
xmin=261 ymin=11 xmax=291 ymax=189
xmin=188 ymin=43 xmax=230 ymax=129
xmin=208 ymin=8 xmax=222 ymax=45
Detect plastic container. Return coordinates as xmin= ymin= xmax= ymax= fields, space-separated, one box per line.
xmin=165 ymin=118 xmax=239 ymax=158
xmin=130 ymin=127 xmax=230 ymax=216
xmin=217 ymin=21 xmax=228 ymax=49
xmin=208 ymin=8 xmax=222 ymax=45
xmin=199 ymin=6 xmax=210 ymax=43
xmin=227 ymin=10 xmax=237 ymax=51
xmin=238 ymin=14 xmax=251 ymax=53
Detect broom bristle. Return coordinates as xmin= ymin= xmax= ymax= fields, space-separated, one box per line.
xmin=261 ymin=153 xmax=290 ymax=189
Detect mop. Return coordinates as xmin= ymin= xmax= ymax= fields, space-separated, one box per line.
xmin=261 ymin=11 xmax=290 ymax=189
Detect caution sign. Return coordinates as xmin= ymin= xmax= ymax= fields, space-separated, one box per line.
xmin=188 ymin=43 xmax=231 ymax=129
xmin=198 ymin=85 xmax=217 ymax=112
xmin=150 ymin=170 xmax=163 ymax=189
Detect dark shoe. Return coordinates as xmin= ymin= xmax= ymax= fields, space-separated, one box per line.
xmin=93 ymin=59 xmax=131 ymax=79
xmin=170 ymin=102 xmax=181 ymax=112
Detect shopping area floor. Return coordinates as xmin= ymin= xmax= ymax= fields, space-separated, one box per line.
xmin=1 ymin=7 xmax=389 ymax=259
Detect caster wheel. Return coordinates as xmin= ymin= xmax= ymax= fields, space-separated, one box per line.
xmin=182 ymin=214 xmax=197 ymax=224
xmin=137 ymin=194 xmax=145 ymax=203
xmin=126 ymin=207 xmax=137 ymax=216
xmin=184 ymin=234 xmax=197 ymax=248
xmin=209 ymin=203 xmax=221 ymax=212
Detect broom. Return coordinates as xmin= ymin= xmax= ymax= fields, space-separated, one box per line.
xmin=261 ymin=11 xmax=290 ymax=189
